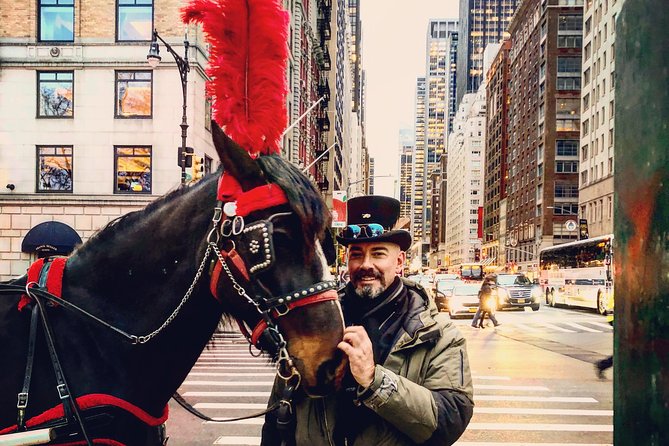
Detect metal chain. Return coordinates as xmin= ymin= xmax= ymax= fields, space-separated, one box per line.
xmin=210 ymin=242 xmax=259 ymax=310
xmin=130 ymin=245 xmax=213 ymax=344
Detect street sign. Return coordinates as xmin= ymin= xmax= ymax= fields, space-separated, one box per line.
xmin=565 ymin=219 xmax=577 ymax=231
xmin=331 ymin=191 xmax=347 ymax=228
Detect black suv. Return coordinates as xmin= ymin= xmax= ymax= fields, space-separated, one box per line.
xmin=495 ymin=274 xmax=542 ymax=311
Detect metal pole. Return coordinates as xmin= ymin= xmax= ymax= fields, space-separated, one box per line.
xmin=281 ymin=97 xmax=325 ymax=138
xmin=615 ymin=1 xmax=669 ymax=442
xmin=302 ymin=142 xmax=337 ymax=172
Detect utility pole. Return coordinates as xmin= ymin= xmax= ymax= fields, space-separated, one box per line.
xmin=616 ymin=1 xmax=669 ymax=442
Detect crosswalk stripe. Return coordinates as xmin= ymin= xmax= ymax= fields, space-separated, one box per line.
xmin=194 ymin=403 xmax=267 ymax=409
xmin=189 ymin=372 xmax=276 ymax=377
xmin=466 ymin=422 xmax=612 ymax=432
xmin=541 ymin=323 xmax=577 ymax=333
xmin=474 ymin=407 xmax=612 ymax=416
xmin=195 ymin=362 xmax=272 ymax=366
xmin=207 ymin=419 xmax=264 ymax=425
xmin=473 ymin=376 xmax=511 ymax=381
xmin=562 ymin=322 xmax=602 ymax=332
xmin=183 ymin=381 xmax=275 ymax=386
xmin=583 ymin=321 xmax=614 ymax=330
xmin=192 ymin=366 xmax=275 ymax=370
xmin=454 ymin=443 xmax=612 ymax=446
xmin=183 ymin=391 xmax=271 ymax=397
xmin=511 ymin=323 xmax=539 ymax=332
xmin=475 ymin=395 xmax=598 ymax=403
xmin=214 ymin=437 xmax=260 ymax=445
xmin=475 ymin=384 xmax=550 ymax=391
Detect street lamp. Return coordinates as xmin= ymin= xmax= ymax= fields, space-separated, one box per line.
xmin=147 ymin=29 xmax=190 ymax=185
xmin=346 ymin=175 xmax=394 ymax=197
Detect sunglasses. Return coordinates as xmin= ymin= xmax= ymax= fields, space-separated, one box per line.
xmin=342 ymin=223 xmax=386 ymax=239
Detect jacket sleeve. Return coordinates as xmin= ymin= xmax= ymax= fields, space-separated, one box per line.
xmin=356 ymin=324 xmax=474 ymax=445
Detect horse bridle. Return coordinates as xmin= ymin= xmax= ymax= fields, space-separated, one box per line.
xmin=207 ymin=172 xmax=339 ymax=384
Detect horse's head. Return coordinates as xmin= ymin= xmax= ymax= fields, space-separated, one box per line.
xmin=209 ymin=122 xmax=346 ymax=397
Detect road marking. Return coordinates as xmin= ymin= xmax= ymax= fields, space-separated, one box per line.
xmin=475 ymin=384 xmax=550 ymax=391
xmin=183 ymin=380 xmax=274 ymax=386
xmin=189 ymin=372 xmax=276 ymax=377
xmin=473 ymin=376 xmax=511 ymax=381
xmin=466 ymin=422 xmax=612 ymax=432
xmin=541 ymin=323 xmax=577 ymax=333
xmin=207 ymin=419 xmax=264 ymax=425
xmin=194 ymin=362 xmax=273 ymax=366
xmin=583 ymin=321 xmax=614 ymax=330
xmin=183 ymin=391 xmax=271 ymax=397
xmin=563 ymin=322 xmax=602 ymax=332
xmin=194 ymin=402 xmax=267 ymax=409
xmin=192 ymin=366 xmax=274 ymax=370
xmin=454 ymin=443 xmax=612 ymax=446
xmin=474 ymin=407 xmax=612 ymax=416
xmin=475 ymin=395 xmax=598 ymax=403
xmin=214 ymin=437 xmax=260 ymax=445
xmin=196 ymin=356 xmax=270 ymax=360
xmin=512 ymin=323 xmax=539 ymax=332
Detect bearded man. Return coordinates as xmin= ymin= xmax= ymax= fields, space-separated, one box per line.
xmin=262 ymin=195 xmax=474 ymax=446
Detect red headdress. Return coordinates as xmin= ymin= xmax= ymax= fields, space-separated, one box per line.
xmin=182 ymin=0 xmax=290 ymax=157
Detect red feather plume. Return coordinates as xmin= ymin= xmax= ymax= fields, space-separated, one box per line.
xmin=182 ymin=0 xmax=289 ymax=156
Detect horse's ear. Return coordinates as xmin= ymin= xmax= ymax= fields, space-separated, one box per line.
xmin=211 ymin=120 xmax=265 ymax=189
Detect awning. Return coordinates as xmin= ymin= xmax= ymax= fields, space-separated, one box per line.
xmin=21 ymin=221 xmax=82 ymax=257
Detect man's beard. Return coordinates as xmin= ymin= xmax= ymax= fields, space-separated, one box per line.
xmin=351 ymin=268 xmax=387 ymax=299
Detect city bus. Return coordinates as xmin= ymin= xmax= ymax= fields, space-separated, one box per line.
xmin=538 ymin=234 xmax=613 ymax=314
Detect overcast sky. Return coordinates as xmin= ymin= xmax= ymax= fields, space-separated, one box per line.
xmin=360 ymin=0 xmax=459 ymax=196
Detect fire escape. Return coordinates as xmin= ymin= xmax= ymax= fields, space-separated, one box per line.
xmin=314 ymin=0 xmax=332 ymax=193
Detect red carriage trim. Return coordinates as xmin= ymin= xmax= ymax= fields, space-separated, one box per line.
xmin=0 ymin=394 xmax=168 ymax=436
xmin=217 ymin=173 xmax=288 ymax=217
xmin=250 ymin=290 xmax=340 ymax=346
xmin=18 ymin=257 xmax=68 ymax=312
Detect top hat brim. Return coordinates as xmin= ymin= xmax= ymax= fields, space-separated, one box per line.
xmin=337 ymin=229 xmax=412 ymax=252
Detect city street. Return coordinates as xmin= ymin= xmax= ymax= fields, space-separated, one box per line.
xmin=165 ymin=306 xmax=613 ymax=445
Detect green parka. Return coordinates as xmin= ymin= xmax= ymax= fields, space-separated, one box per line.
xmin=261 ymin=279 xmax=474 ymax=446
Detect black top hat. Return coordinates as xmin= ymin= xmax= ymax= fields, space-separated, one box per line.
xmin=336 ymin=195 xmax=412 ymax=251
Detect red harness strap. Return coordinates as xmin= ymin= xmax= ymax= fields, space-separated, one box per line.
xmin=210 ymin=248 xmax=250 ymax=301
xmin=217 ymin=174 xmax=288 ymax=217
xmin=18 ymin=257 xmax=68 ymax=312
xmin=249 ymin=290 xmax=339 ymax=346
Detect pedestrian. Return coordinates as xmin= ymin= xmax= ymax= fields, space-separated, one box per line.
xmin=261 ymin=195 xmax=474 ymax=446
xmin=471 ymin=275 xmax=500 ymax=328
xmin=595 ymin=298 xmax=614 ymax=379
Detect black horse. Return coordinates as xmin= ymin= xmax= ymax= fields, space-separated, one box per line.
xmin=0 ymin=122 xmax=347 ymax=445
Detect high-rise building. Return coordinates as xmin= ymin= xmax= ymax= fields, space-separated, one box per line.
xmin=579 ymin=0 xmax=622 ymax=237
xmin=446 ymin=31 xmax=460 ymax=135
xmin=505 ymin=0 xmax=583 ymax=272
xmin=412 ymin=77 xmax=427 ymax=244
xmin=422 ymin=19 xmax=458 ymax=255
xmin=483 ymin=39 xmax=511 ymax=267
xmin=446 ymin=90 xmax=486 ymax=266
xmin=398 ymin=129 xmax=415 ymax=221
xmin=456 ymin=0 xmax=519 ymax=106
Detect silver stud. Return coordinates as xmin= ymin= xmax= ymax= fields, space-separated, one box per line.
xmin=294 ymin=293 xmax=299 ymax=298
xmin=317 ymin=285 xmax=322 ymax=290
xmin=309 ymin=288 xmax=314 ymax=293
xmin=287 ymin=296 xmax=292 ymax=301
xmin=266 ymin=254 xmax=271 ymax=259
xmin=302 ymin=290 xmax=307 ymax=295
xmin=278 ymin=298 xmax=284 ymax=304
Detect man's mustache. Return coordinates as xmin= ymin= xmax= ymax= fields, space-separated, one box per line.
xmin=351 ymin=268 xmax=383 ymax=283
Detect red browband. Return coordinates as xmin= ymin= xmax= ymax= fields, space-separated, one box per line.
xmin=249 ymin=290 xmax=339 ymax=346
xmin=217 ymin=174 xmax=288 ymax=217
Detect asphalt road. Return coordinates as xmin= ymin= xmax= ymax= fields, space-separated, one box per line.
xmin=165 ymin=305 xmax=613 ymax=446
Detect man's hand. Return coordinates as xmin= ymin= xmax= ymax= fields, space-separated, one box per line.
xmin=337 ymin=326 xmax=376 ymax=388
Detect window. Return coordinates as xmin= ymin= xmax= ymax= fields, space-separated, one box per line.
xmin=558 ymin=35 xmax=582 ymax=48
xmin=555 ymin=183 xmax=579 ymax=198
xmin=556 ymin=98 xmax=580 ymax=116
xmin=205 ymin=97 xmax=212 ymax=131
xmin=204 ymin=155 xmax=213 ymax=174
xmin=115 ymin=71 xmax=152 ymax=118
xmin=557 ymin=140 xmax=579 ymax=156
xmin=117 ymin=0 xmax=153 ymax=41
xmin=581 ymin=170 xmax=588 ymax=184
xmin=37 ymin=146 xmax=73 ymax=192
xmin=557 ymin=77 xmax=581 ymax=90
xmin=115 ymin=146 xmax=152 ymax=193
xmin=39 ymin=0 xmax=74 ymax=42
xmin=37 ymin=71 xmax=73 ymax=117
xmin=557 ymin=57 xmax=581 ymax=74
xmin=558 ymin=15 xmax=583 ymax=31
xmin=556 ymin=161 xmax=579 ymax=173
xmin=552 ymin=203 xmax=578 ymax=215
xmin=581 ymin=144 xmax=588 ymax=161
xmin=556 ymin=119 xmax=579 ymax=132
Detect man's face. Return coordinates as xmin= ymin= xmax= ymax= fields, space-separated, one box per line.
xmin=347 ymin=242 xmax=405 ymax=299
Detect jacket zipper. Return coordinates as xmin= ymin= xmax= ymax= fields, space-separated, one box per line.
xmin=321 ymin=398 xmax=335 ymax=446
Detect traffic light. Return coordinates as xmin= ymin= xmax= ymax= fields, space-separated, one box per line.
xmin=178 ymin=147 xmax=195 ymax=168
xmin=191 ymin=155 xmax=205 ymax=181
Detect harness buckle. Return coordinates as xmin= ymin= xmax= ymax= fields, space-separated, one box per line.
xmin=274 ymin=304 xmax=290 ymax=317
xmin=56 ymin=383 xmax=69 ymax=400
xmin=212 ymin=207 xmax=223 ymax=224
xmin=17 ymin=392 xmax=28 ymax=409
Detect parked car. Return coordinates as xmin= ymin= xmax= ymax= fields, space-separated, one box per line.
xmin=495 ymin=274 xmax=542 ymax=311
xmin=445 ymin=284 xmax=481 ymax=318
